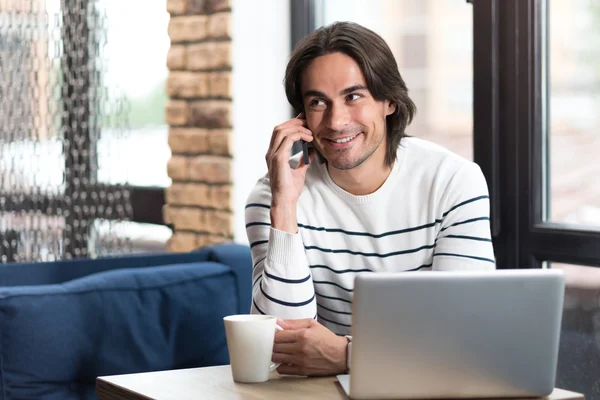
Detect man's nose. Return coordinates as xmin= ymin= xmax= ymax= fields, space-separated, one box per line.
xmin=325 ymin=103 xmax=350 ymax=132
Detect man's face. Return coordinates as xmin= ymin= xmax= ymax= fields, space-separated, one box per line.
xmin=301 ymin=52 xmax=395 ymax=171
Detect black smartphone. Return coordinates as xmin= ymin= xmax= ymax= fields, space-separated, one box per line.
xmin=297 ymin=112 xmax=310 ymax=165
xmin=302 ymin=141 xmax=310 ymax=165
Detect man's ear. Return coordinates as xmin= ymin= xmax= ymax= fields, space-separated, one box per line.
xmin=385 ymin=100 xmax=396 ymax=116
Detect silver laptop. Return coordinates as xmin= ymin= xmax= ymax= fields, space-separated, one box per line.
xmin=337 ymin=269 xmax=565 ymax=399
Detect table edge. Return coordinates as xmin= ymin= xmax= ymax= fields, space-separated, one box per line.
xmin=96 ymin=377 xmax=154 ymax=400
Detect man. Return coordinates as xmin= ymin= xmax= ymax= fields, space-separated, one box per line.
xmin=245 ymin=22 xmax=495 ymax=377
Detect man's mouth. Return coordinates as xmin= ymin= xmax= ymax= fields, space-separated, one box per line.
xmin=325 ymin=133 xmax=361 ymax=145
xmin=331 ymin=135 xmax=357 ymax=144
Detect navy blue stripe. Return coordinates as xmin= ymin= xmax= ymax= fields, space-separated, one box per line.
xmin=253 ymin=300 xmax=266 ymax=315
xmin=433 ymin=252 xmax=495 ymax=264
xmin=265 ymin=271 xmax=311 ymax=284
xmin=246 ymin=222 xmax=270 ymax=228
xmin=440 ymin=217 xmax=490 ymax=232
xmin=313 ymin=313 xmax=318 ymax=320
xmin=310 ymin=264 xmax=432 ymax=274
xmin=406 ymin=263 xmax=433 ymax=271
xmin=293 ymin=195 xmax=487 ymax=239
xmin=298 ymin=220 xmax=441 ymax=239
xmin=440 ymin=234 xmax=492 ymax=243
xmin=318 ymin=313 xmax=352 ymax=328
xmin=304 ymin=243 xmax=435 ymax=258
xmin=252 ymin=274 xmax=263 ymax=288
xmin=315 ymin=291 xmax=352 ymax=304
xmin=442 ymin=195 xmax=489 ymax=218
xmin=260 ymin=281 xmax=315 ymax=307
xmin=313 ymin=280 xmax=353 ymax=293
xmin=253 ymin=257 xmax=266 ymax=269
xmin=246 ymin=203 xmax=271 ymax=209
xmin=250 ymin=240 xmax=268 ymax=249
xmin=310 ymin=264 xmax=373 ymax=274
xmin=318 ymin=302 xmax=352 ymax=315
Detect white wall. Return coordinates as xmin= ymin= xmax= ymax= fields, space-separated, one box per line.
xmin=232 ymin=0 xmax=291 ymax=243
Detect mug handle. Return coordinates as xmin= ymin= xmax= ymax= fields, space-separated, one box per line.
xmin=270 ymin=324 xmax=284 ymax=372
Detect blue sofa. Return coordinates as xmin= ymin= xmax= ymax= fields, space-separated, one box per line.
xmin=0 ymin=243 xmax=252 ymax=400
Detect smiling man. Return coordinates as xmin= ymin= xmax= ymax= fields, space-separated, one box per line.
xmin=245 ymin=22 xmax=495 ymax=377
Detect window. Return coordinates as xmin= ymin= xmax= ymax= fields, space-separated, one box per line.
xmin=548 ymin=2 xmax=600 ymax=229
xmin=94 ymin=0 xmax=172 ymax=253
xmin=96 ymin=0 xmax=171 ymax=188
xmin=294 ymin=1 xmax=600 ymax=397
xmin=0 ymin=0 xmax=170 ymax=261
xmin=319 ymin=0 xmax=474 ymax=161
xmin=472 ymin=0 xmax=600 ymax=396
xmin=473 ymin=0 xmax=600 ymax=268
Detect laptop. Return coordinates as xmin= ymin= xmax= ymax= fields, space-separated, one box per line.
xmin=337 ymin=269 xmax=565 ymax=399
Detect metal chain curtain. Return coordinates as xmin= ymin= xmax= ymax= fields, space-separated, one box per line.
xmin=0 ymin=0 xmax=133 ymax=263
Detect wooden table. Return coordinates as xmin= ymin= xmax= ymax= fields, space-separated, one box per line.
xmin=96 ymin=365 xmax=584 ymax=400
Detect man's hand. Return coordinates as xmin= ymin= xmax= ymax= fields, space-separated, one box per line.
xmin=266 ymin=115 xmax=314 ymax=233
xmin=272 ymin=318 xmax=348 ymax=376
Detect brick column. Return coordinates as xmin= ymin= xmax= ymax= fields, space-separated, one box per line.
xmin=164 ymin=0 xmax=233 ymax=252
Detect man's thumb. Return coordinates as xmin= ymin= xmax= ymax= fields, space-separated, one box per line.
xmin=277 ymin=317 xmax=314 ymax=330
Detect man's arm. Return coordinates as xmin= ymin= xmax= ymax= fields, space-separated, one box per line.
xmin=433 ymin=162 xmax=496 ymax=270
xmin=246 ymin=115 xmax=317 ymax=319
xmin=245 ymin=180 xmax=317 ymax=319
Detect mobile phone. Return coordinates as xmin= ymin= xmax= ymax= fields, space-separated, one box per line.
xmin=302 ymin=140 xmax=310 ymax=165
xmin=297 ymin=112 xmax=310 ymax=165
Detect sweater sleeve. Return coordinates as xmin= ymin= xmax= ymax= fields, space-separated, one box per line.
xmin=433 ymin=162 xmax=496 ymax=271
xmin=245 ymin=176 xmax=317 ymax=319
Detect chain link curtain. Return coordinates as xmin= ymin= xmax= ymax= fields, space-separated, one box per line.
xmin=0 ymin=0 xmax=133 ymax=262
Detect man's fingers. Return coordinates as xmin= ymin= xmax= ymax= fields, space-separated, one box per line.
xmin=270 ymin=119 xmax=305 ymax=152
xmin=271 ymin=127 xmax=312 ymax=154
xmin=276 ymin=364 xmax=305 ymax=376
xmin=295 ymin=146 xmax=316 ymax=170
xmin=272 ymin=351 xmax=299 ymax=365
xmin=269 ymin=134 xmax=313 ymax=167
xmin=273 ymin=117 xmax=307 ymax=135
xmin=267 ymin=128 xmax=311 ymax=162
xmin=266 ymin=129 xmax=311 ymax=167
xmin=273 ymin=342 xmax=300 ymax=354
xmin=274 ymin=328 xmax=304 ymax=343
xmin=277 ymin=318 xmax=315 ymax=330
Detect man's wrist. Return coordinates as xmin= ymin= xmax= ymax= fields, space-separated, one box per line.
xmin=335 ymin=335 xmax=351 ymax=374
xmin=344 ymin=335 xmax=352 ymax=372
xmin=270 ymin=203 xmax=298 ymax=233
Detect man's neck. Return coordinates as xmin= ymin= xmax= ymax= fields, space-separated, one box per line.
xmin=328 ymin=160 xmax=394 ymax=196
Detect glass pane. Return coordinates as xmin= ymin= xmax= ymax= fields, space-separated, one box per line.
xmin=0 ymin=0 xmax=66 ymax=193
xmin=551 ymin=262 xmax=600 ymax=398
xmin=92 ymin=220 xmax=171 ymax=255
xmin=96 ymin=0 xmax=171 ymax=187
xmin=0 ymin=213 xmax=65 ymax=263
xmin=549 ymin=1 xmax=600 ymax=227
xmin=320 ymin=0 xmax=473 ymax=160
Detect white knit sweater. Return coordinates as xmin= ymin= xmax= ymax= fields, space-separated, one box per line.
xmin=245 ymin=137 xmax=495 ymax=336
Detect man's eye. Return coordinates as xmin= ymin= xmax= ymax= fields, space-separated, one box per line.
xmin=347 ymin=93 xmax=361 ymax=101
xmin=310 ymin=99 xmax=325 ymax=107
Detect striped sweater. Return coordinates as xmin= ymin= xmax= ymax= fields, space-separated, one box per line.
xmin=245 ymin=137 xmax=495 ymax=336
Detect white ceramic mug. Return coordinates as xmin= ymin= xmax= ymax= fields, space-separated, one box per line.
xmin=223 ymin=314 xmax=283 ymax=383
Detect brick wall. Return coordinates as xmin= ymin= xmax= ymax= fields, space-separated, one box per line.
xmin=164 ymin=0 xmax=233 ymax=252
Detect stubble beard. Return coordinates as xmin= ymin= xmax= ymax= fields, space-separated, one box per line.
xmin=327 ymin=131 xmax=386 ymax=171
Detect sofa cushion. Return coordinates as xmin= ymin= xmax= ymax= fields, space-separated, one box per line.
xmin=0 ymin=260 xmax=240 ymax=400
xmin=202 ymin=242 xmax=252 ymax=314
xmin=0 ymin=247 xmax=218 ymax=287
